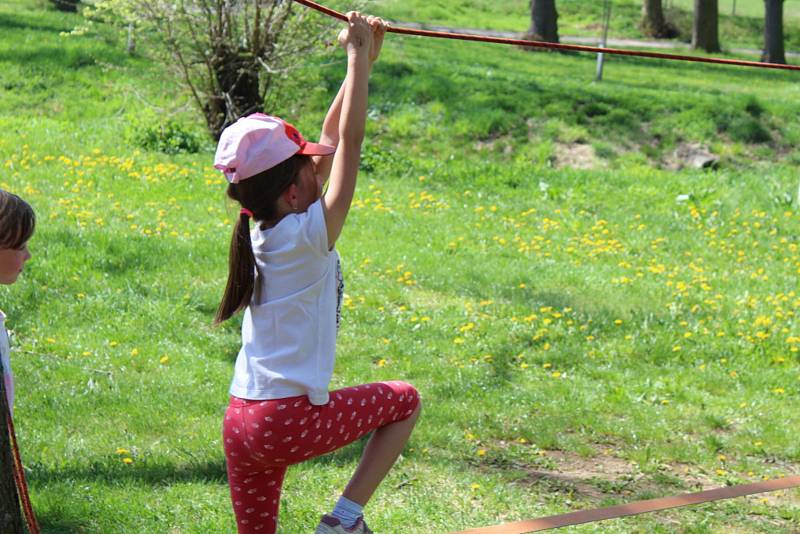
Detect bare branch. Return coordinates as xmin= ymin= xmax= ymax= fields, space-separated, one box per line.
xmin=88 ymin=0 xmax=334 ymax=137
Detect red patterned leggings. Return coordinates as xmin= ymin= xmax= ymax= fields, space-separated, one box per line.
xmin=222 ymin=381 xmax=420 ymax=533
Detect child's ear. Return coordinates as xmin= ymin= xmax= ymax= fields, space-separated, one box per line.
xmin=283 ymin=183 xmax=299 ymax=208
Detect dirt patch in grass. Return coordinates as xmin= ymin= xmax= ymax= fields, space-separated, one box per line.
xmin=663 ymin=142 xmax=720 ymax=170
xmin=518 ymin=449 xmax=661 ymax=499
xmin=510 ymin=448 xmax=800 ymax=511
xmin=553 ymin=142 xmax=602 ymax=169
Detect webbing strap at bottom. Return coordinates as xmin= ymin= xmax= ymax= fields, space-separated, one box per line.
xmin=455 ymin=476 xmax=800 ymax=533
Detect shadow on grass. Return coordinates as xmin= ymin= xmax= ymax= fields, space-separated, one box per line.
xmin=600 ymin=51 xmax=796 ymax=85
xmin=0 ymin=12 xmax=72 ymax=34
xmin=36 ymin=514 xmax=91 ymax=534
xmin=0 ymin=46 xmax=125 ymax=70
xmin=29 ymin=457 xmax=228 ymax=487
xmin=27 ymin=439 xmax=370 ymax=488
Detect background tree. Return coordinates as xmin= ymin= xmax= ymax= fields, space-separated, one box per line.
xmin=89 ymin=0 xmax=336 ymax=139
xmin=642 ymin=0 xmax=676 ymax=38
xmin=763 ymin=0 xmax=786 ymax=64
xmin=50 ymin=0 xmax=79 ymax=12
xmin=527 ymin=0 xmax=560 ymax=43
xmin=693 ymin=0 xmax=721 ymax=52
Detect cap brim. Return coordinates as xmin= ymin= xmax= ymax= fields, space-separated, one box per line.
xmin=298 ymin=141 xmax=336 ymax=156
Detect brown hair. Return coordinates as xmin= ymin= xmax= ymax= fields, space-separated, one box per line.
xmin=214 ymin=154 xmax=311 ymax=324
xmin=0 ymin=190 xmax=35 ymax=250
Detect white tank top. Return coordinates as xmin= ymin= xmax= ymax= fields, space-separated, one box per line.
xmin=229 ymin=200 xmax=343 ymax=405
xmin=0 ymin=310 xmax=14 ymax=415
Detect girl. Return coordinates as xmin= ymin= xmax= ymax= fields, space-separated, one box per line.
xmin=0 ymin=190 xmax=35 ymax=416
xmin=213 ymin=13 xmax=421 ymax=534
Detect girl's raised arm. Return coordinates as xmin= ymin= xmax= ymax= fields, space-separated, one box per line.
xmin=321 ymin=13 xmax=384 ymax=248
xmin=314 ymin=16 xmax=386 ymax=182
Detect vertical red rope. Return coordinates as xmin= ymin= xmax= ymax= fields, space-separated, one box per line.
xmin=6 ymin=412 xmax=40 ymax=534
xmin=0 ymin=356 xmax=39 ymax=534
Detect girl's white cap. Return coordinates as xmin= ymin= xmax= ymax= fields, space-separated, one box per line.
xmin=214 ymin=113 xmax=335 ymax=183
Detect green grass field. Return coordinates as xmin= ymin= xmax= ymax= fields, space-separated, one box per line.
xmin=1 ymin=0 xmax=799 ymax=532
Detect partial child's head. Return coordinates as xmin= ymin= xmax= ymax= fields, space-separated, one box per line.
xmin=213 ymin=114 xmax=335 ymax=324
xmin=215 ymin=114 xmax=335 ymax=225
xmin=0 ymin=190 xmax=34 ymax=285
xmin=226 ymin=154 xmax=316 ymax=226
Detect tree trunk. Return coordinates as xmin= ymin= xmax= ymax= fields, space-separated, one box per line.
xmin=0 ymin=378 xmax=23 ymax=534
xmin=693 ymin=0 xmax=721 ymax=52
xmin=205 ymin=46 xmax=264 ymax=139
xmin=529 ymin=0 xmax=559 ymax=43
xmin=50 ymin=0 xmax=79 ymax=12
xmin=126 ymin=23 xmax=136 ymax=55
xmin=642 ymin=0 xmax=671 ymax=37
xmin=763 ymin=0 xmax=786 ymax=64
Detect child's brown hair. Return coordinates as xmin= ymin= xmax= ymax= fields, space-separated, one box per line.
xmin=0 ymin=190 xmax=35 ymax=250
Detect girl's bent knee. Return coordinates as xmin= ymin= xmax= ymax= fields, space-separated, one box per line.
xmin=407 ymin=398 xmax=422 ymax=424
xmin=396 ymin=382 xmax=421 ymax=423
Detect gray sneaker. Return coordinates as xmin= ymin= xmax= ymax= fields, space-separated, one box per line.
xmin=314 ymin=514 xmax=373 ymax=534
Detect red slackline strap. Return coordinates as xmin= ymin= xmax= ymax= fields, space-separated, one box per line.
xmin=0 ymin=360 xmax=39 ymax=534
xmin=453 ymin=476 xmax=800 ymax=533
xmin=7 ymin=412 xmax=40 ymax=534
xmin=291 ymin=0 xmax=800 ymax=72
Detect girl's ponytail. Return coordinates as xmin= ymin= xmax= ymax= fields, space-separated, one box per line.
xmin=214 ymin=210 xmax=256 ymax=324
xmin=213 ymin=154 xmax=310 ymax=324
